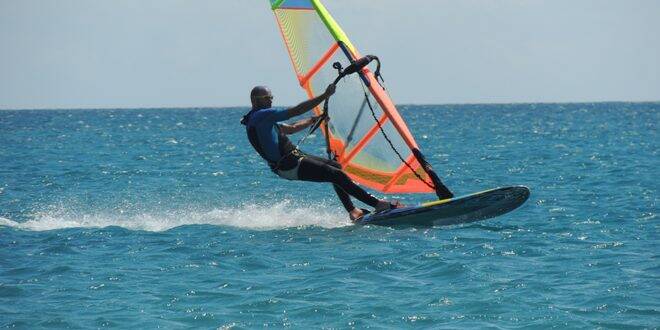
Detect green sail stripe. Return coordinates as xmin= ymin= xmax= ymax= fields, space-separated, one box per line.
xmin=310 ymin=0 xmax=356 ymax=53
xmin=271 ymin=0 xmax=285 ymax=10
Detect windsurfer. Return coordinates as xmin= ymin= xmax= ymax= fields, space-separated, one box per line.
xmin=241 ymin=85 xmax=402 ymax=221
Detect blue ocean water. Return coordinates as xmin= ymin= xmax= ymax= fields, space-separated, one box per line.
xmin=0 ymin=103 xmax=658 ymax=328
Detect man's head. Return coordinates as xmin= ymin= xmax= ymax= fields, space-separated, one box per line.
xmin=250 ymin=86 xmax=273 ymax=110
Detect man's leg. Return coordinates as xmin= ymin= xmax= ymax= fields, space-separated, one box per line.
xmin=301 ymin=155 xmax=356 ymax=212
xmin=297 ymin=155 xmax=380 ymax=211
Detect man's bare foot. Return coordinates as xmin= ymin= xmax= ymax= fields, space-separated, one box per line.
xmin=349 ymin=208 xmax=367 ymax=221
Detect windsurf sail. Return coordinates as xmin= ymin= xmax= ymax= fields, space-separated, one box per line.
xmin=270 ymin=0 xmax=450 ymax=196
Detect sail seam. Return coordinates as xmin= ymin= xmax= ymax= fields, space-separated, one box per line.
xmin=382 ymin=154 xmax=418 ymax=191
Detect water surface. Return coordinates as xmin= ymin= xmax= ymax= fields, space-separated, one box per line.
xmin=1 ymin=103 xmax=658 ymax=328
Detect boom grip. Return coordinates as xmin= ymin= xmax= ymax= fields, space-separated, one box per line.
xmin=342 ymin=55 xmax=376 ymax=76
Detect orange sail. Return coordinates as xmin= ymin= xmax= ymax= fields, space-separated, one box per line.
xmin=270 ymin=0 xmax=435 ymax=194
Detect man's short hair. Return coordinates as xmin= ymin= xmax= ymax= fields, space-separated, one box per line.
xmin=251 ymin=86 xmax=269 ymax=99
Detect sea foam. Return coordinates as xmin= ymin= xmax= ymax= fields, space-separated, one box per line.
xmin=0 ymin=200 xmax=350 ymax=232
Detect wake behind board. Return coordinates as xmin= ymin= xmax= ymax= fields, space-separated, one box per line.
xmin=356 ymin=186 xmax=530 ymax=227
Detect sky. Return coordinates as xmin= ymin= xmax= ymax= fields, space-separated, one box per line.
xmin=1 ymin=0 xmax=659 ymax=109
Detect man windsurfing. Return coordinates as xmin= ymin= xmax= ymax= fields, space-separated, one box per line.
xmin=241 ymin=85 xmax=402 ymax=221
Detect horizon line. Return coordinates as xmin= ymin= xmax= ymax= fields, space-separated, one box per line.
xmin=1 ymin=99 xmax=659 ymax=111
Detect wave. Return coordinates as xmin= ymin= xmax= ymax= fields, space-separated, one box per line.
xmin=0 ymin=201 xmax=351 ymax=232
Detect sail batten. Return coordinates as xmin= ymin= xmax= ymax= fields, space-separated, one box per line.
xmin=340 ymin=113 xmax=389 ymax=166
xmin=299 ymin=43 xmax=339 ymax=87
xmin=270 ymin=0 xmax=434 ymax=194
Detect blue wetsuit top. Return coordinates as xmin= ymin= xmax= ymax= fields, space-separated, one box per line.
xmin=243 ymin=108 xmax=299 ymax=170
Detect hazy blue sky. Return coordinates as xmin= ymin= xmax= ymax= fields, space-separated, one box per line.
xmin=1 ymin=0 xmax=659 ymax=109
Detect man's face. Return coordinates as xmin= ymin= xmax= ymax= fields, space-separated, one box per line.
xmin=253 ymin=89 xmax=273 ymax=109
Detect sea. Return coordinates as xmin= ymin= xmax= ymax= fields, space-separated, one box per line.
xmin=0 ymin=103 xmax=658 ymax=328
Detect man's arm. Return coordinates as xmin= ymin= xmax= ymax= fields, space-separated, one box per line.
xmin=280 ymin=116 xmax=319 ymax=135
xmin=286 ymin=84 xmax=336 ymax=118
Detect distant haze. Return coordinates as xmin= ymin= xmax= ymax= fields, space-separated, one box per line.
xmin=1 ymin=0 xmax=659 ymax=109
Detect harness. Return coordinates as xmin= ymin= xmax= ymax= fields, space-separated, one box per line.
xmin=242 ymin=112 xmax=301 ymax=172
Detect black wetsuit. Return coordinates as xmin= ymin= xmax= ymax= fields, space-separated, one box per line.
xmin=242 ymin=108 xmax=379 ymax=212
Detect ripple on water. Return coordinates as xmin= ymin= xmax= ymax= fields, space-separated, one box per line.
xmin=0 ymin=104 xmax=658 ymax=327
